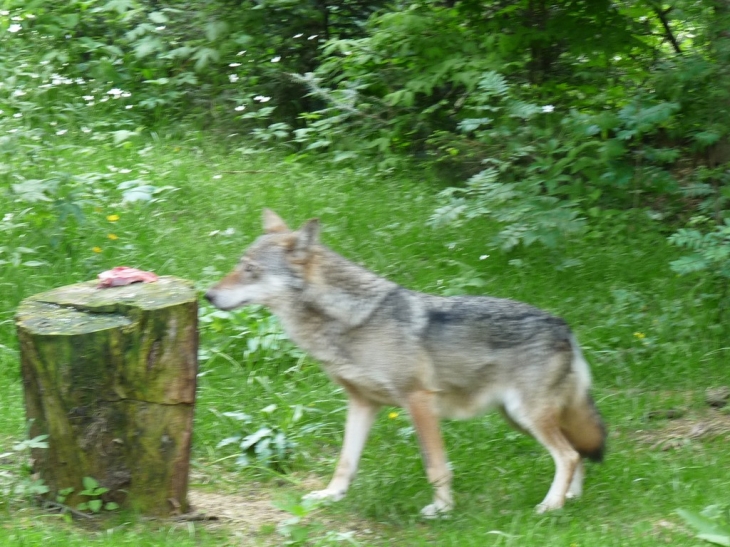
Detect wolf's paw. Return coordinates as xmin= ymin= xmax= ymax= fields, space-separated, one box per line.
xmin=534 ymin=500 xmax=564 ymax=514
xmin=420 ymin=499 xmax=453 ymax=519
xmin=303 ymin=489 xmax=345 ymax=503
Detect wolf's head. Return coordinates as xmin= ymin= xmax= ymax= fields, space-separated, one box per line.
xmin=205 ymin=209 xmax=319 ymax=310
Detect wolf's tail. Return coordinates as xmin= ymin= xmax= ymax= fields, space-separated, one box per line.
xmin=560 ymin=336 xmax=606 ymax=462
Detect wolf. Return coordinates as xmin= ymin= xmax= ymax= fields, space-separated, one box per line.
xmin=205 ymin=209 xmax=606 ymax=517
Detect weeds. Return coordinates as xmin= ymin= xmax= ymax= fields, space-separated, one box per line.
xmin=0 ymin=132 xmax=728 ymax=545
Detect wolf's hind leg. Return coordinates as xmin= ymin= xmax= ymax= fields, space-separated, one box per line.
xmin=406 ymin=389 xmax=453 ymax=518
xmin=304 ymin=393 xmax=379 ymax=503
xmin=530 ymin=414 xmax=579 ymax=513
xmin=566 ymin=459 xmax=584 ymax=499
xmin=503 ymin=396 xmax=579 ymax=513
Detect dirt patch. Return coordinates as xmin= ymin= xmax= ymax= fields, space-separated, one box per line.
xmin=181 ymin=478 xmax=383 ymax=545
xmin=187 ymin=489 xmax=288 ymax=528
xmin=633 ymin=409 xmax=730 ymax=450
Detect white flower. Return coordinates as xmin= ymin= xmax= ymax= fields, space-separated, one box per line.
xmin=56 ymin=129 xmax=67 ymax=136
xmin=82 ymin=95 xmax=94 ymax=101
xmin=479 ymin=255 xmax=490 ymax=260
xmin=234 ymin=105 xmax=246 ymax=111
xmin=12 ymin=89 xmax=26 ymax=97
xmin=125 ymin=105 xmax=133 ymax=109
xmin=293 ymin=33 xmax=303 ymax=39
xmin=236 ymin=50 xmax=247 ymax=56
xmin=229 ymin=74 xmax=239 ymax=82
xmin=13 ymin=113 xmax=22 ymax=118
xmin=8 ymin=24 xmax=22 ymax=33
xmin=271 ymin=56 xmax=281 ymax=63
xmin=229 ymin=63 xmax=241 ymax=67
xmin=0 ymin=11 xmax=9 ymax=16
xmin=121 ymin=92 xmax=131 ymax=98
xmin=254 ymin=95 xmax=271 ymax=103
xmin=155 ymin=25 xmax=166 ymax=30
xmin=119 ymin=168 xmax=132 ymax=174
xmin=307 ymin=35 xmax=318 ymax=40
xmin=107 ymin=88 xmax=123 ymax=97
xmin=81 ymin=127 xmax=91 ymax=133
xmin=212 ymin=174 xmax=222 ymax=180
xmin=541 ymin=105 xmax=555 ymax=113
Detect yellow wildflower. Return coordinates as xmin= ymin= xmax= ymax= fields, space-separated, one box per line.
xmin=107 ymin=233 xmax=118 ymax=240
xmin=388 ymin=412 xmax=399 ymax=419
xmin=634 ymin=332 xmax=646 ymax=339
xmin=107 ymin=214 xmax=120 ymax=222
xmin=92 ymin=247 xmax=102 ymax=253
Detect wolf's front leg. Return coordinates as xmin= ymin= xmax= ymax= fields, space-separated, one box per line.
xmin=406 ymin=389 xmax=453 ymax=518
xmin=304 ymin=393 xmax=379 ymax=503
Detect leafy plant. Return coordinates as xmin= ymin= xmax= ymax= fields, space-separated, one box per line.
xmin=273 ymin=497 xmax=361 ymax=546
xmin=76 ymin=476 xmax=119 ymax=513
xmin=216 ymin=405 xmax=300 ymax=471
xmin=678 ymin=505 xmax=730 ymax=546
xmin=2 ymin=434 xmax=50 ymax=500
xmin=430 ymin=167 xmax=587 ymax=252
xmin=669 ymin=218 xmax=730 ymax=276
xmin=669 ymin=217 xmax=730 ymax=306
xmin=199 ymin=304 xmax=304 ymax=371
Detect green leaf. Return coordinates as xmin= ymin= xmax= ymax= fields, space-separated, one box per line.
xmin=148 ymin=11 xmax=168 ymax=24
xmin=240 ymin=427 xmax=273 ymax=450
xmin=82 ymin=477 xmax=99 ymax=491
xmin=88 ymin=499 xmax=103 ymax=513
xmin=205 ymin=21 xmax=229 ymax=42
xmin=192 ymin=47 xmax=220 ymax=71
xmin=102 ymin=0 xmax=136 ymax=14
xmin=217 ymin=436 xmax=242 ymax=449
xmin=134 ymin=36 xmax=164 ymax=59
xmin=697 ymin=534 xmax=730 ymax=546
xmin=113 ymin=130 xmax=138 ymax=145
xmin=477 ymin=71 xmax=509 ymax=96
xmin=105 ymin=502 xmax=120 ymax=511
xmin=677 ymin=509 xmax=730 ymax=546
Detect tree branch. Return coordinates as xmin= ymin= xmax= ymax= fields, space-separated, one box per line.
xmin=650 ymin=3 xmax=682 ymax=54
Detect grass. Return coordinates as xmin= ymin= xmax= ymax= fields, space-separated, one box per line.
xmin=1 ymin=128 xmax=729 ymax=546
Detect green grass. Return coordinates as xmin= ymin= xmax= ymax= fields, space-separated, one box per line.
xmin=1 ymin=130 xmax=729 ymax=546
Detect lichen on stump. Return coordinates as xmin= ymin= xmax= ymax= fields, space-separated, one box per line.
xmin=15 ymin=276 xmax=198 ymax=516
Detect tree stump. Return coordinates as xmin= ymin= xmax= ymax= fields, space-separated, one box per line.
xmin=15 ymin=276 xmax=198 ymax=516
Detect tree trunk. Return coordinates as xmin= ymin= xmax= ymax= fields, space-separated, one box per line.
xmin=15 ymin=276 xmax=198 ymax=516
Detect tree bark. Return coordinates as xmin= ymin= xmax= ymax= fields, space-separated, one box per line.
xmin=16 ymin=276 xmax=198 ymax=516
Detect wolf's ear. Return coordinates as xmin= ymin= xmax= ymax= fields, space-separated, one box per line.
xmin=263 ymin=209 xmax=289 ymax=233
xmin=292 ymin=218 xmax=320 ymax=258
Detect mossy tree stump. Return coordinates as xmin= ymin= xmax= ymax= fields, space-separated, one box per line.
xmin=15 ymin=276 xmax=198 ymax=516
